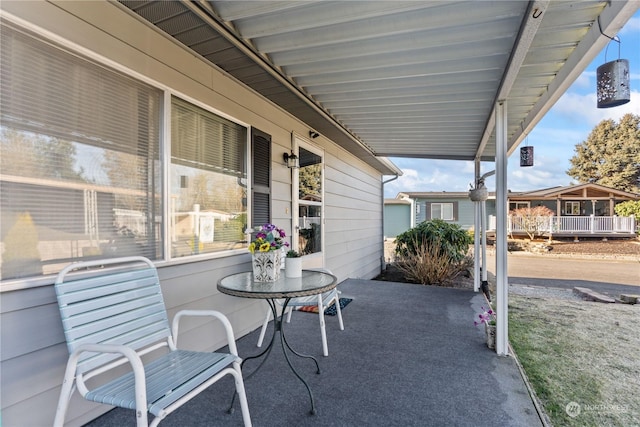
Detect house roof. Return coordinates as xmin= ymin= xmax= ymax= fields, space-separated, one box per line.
xmin=396 ymin=191 xmax=496 ymax=200
xmin=508 ymin=183 xmax=640 ymax=200
xmin=117 ymin=1 xmax=638 ymax=174
xmin=384 ymin=198 xmax=412 ymax=206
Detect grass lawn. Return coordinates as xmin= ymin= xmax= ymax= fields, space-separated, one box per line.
xmin=509 ymin=294 xmax=639 ymax=426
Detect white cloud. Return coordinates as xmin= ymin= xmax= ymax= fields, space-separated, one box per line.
xmin=384 ymin=159 xmax=479 ymax=197
xmin=553 ymin=90 xmax=640 ymax=128
xmin=619 ymin=16 xmax=640 ymax=34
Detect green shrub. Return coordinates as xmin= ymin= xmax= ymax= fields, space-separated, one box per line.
xmin=395 ymin=237 xmax=473 ymax=285
xmin=394 ymin=219 xmax=472 ymax=261
xmin=614 ymin=201 xmax=640 ymax=235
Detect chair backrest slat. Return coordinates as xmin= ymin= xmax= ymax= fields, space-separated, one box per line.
xmin=54 ymin=257 xmax=171 ymax=374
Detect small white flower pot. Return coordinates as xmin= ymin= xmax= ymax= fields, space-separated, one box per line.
xmin=285 ymin=257 xmax=302 ymax=278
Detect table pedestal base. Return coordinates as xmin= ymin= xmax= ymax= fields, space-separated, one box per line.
xmin=229 ymin=298 xmax=320 ymax=415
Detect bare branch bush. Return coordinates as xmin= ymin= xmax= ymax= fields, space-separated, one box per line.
xmin=395 ymin=238 xmax=473 ymax=286
xmin=510 ymin=206 xmax=555 ymax=240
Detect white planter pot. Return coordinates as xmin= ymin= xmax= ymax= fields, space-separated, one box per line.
xmin=285 ymin=257 xmax=302 ymax=278
xmin=252 ymin=251 xmax=282 ymax=282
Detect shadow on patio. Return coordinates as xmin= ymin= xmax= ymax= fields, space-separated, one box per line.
xmin=86 ymin=278 xmax=542 ymax=427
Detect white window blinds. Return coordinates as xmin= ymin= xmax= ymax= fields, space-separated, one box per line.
xmin=0 ymin=22 xmax=162 ymax=279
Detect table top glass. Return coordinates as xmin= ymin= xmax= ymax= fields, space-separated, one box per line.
xmin=217 ymin=270 xmax=337 ymax=299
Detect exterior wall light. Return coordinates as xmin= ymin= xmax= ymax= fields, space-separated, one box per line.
xmin=283 ymin=151 xmax=299 ymax=169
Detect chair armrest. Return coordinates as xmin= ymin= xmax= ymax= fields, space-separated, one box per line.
xmin=171 ymin=310 xmax=239 ymax=356
xmin=69 ymin=344 xmax=147 ymax=409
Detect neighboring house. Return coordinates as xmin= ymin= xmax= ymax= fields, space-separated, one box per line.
xmin=505 ymin=183 xmax=638 ymax=238
xmin=386 ymin=184 xmax=638 ymax=239
xmin=0 ymin=4 xmax=401 ymax=426
xmin=507 ymin=183 xmax=638 ymax=217
xmin=384 ymin=192 xmax=497 ymax=237
xmin=383 ymin=198 xmax=412 ymax=238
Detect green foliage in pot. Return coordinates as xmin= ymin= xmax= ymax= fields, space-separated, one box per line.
xmin=286 ymin=250 xmax=301 ymax=258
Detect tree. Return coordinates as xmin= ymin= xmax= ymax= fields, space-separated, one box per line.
xmin=614 ymin=200 xmax=640 ymax=223
xmin=510 ymin=206 xmax=554 ymax=240
xmin=299 ymin=164 xmax=321 ymax=199
xmin=566 ymin=113 xmax=640 ymax=193
xmin=1 ymin=128 xmax=84 ymax=182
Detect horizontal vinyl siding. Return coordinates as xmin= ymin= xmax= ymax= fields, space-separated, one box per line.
xmin=0 ymin=3 xmax=382 ymax=427
xmin=324 ymin=150 xmax=383 ymax=280
xmin=384 ymin=204 xmax=411 ymax=237
xmin=456 ymin=200 xmax=476 ymax=229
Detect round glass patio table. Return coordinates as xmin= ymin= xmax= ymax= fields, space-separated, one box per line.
xmin=218 ymin=270 xmax=338 ymax=415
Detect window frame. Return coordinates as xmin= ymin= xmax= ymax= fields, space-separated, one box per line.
xmin=430 ymin=202 xmax=455 ymax=221
xmin=565 ymin=201 xmax=581 ymax=216
xmin=509 ymin=201 xmax=530 ymax=211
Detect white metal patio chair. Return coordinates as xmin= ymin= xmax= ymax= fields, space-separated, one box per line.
xmin=53 ymin=256 xmax=251 ymax=427
xmin=256 ymin=268 xmax=344 ymax=356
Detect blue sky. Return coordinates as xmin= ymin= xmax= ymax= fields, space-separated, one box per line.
xmin=384 ymin=11 xmax=640 ymax=198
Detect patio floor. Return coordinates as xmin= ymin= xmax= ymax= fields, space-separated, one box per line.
xmin=85 ymin=278 xmax=543 ymax=427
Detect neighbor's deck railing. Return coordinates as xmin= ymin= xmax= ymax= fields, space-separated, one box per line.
xmin=488 ymin=215 xmax=636 ymax=234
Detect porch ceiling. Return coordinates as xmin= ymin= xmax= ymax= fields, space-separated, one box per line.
xmin=118 ymin=1 xmax=638 ymax=172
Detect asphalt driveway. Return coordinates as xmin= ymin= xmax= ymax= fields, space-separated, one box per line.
xmin=486 ymin=253 xmax=640 ymax=299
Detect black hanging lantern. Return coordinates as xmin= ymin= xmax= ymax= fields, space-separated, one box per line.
xmin=597 ymin=59 xmax=630 ymax=108
xmin=595 ymin=16 xmax=630 ymax=109
xmin=520 ymin=146 xmax=534 ymax=167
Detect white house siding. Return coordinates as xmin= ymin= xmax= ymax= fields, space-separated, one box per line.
xmin=324 ymin=150 xmax=385 ymax=280
xmin=0 ymin=2 xmax=388 ymax=426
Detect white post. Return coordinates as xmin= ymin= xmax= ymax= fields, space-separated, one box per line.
xmin=473 ymin=160 xmax=481 ymax=292
xmin=495 ymin=101 xmax=509 ymax=356
xmin=481 ymin=200 xmax=488 ymax=283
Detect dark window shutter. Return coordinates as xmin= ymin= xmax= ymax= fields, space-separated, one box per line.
xmin=424 ymin=202 xmax=432 ymax=220
xmin=453 ymin=202 xmax=458 ymax=221
xmin=251 ymin=128 xmax=271 ymax=228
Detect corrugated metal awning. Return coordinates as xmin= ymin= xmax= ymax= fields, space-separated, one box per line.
xmin=118 ymin=0 xmax=638 ymax=172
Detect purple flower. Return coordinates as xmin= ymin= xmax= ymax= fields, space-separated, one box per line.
xmin=474 ymin=306 xmax=497 ymax=326
xmin=248 ymin=223 xmax=289 ymax=253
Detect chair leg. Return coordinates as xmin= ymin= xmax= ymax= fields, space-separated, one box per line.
xmin=286 ymin=306 xmax=293 ymax=323
xmin=317 ymin=295 xmax=329 ymax=356
xmin=53 ymin=358 xmax=78 ymax=427
xmin=256 ymin=307 xmax=271 ymax=348
xmin=333 ymin=294 xmax=345 ymax=331
xmin=232 ymin=362 xmax=253 ymax=427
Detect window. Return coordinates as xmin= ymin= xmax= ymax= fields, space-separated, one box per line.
xmin=0 ymin=22 xmax=255 ymax=280
xmin=170 ymin=97 xmax=247 ymax=258
xmin=297 ymin=146 xmax=323 ymax=255
xmin=565 ymin=201 xmax=581 ymax=215
xmin=1 ymin=23 xmax=162 ymax=279
xmin=509 ymin=202 xmax=529 ymax=211
xmin=431 ymin=203 xmax=454 ymax=220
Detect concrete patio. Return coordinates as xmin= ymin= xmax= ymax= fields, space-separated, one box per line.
xmin=85 ymin=278 xmax=542 ymax=427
